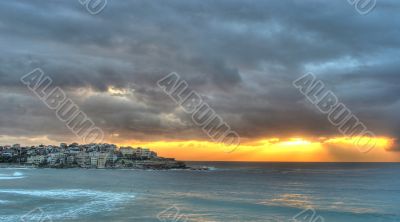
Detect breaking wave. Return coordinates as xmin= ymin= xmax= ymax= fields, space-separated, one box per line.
xmin=0 ymin=189 xmax=136 ymax=221
xmin=0 ymin=171 xmax=25 ymax=180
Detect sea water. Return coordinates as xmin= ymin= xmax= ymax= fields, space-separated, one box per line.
xmin=1 ymin=162 xmax=400 ymax=221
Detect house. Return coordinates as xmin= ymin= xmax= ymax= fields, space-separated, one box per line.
xmin=120 ymin=147 xmax=135 ymax=156
xmin=97 ymin=153 xmax=109 ymax=168
xmin=75 ymin=153 xmax=90 ymax=167
xmin=2 ymin=149 xmax=16 ymax=157
xmin=67 ymin=147 xmax=81 ymax=154
xmin=136 ymin=147 xmax=157 ymax=159
xmin=27 ymin=155 xmax=46 ymax=165
xmin=47 ymin=153 xmax=66 ymax=165
xmin=66 ymin=156 xmax=75 ymax=165
xmin=90 ymin=155 xmax=98 ymax=167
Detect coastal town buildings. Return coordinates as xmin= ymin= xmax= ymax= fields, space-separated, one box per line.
xmin=0 ymin=143 xmax=176 ymax=169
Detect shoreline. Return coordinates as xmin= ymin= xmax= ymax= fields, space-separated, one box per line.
xmin=0 ymin=162 xmax=209 ymax=171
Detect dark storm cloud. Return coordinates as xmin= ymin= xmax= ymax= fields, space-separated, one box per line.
xmin=0 ymin=0 xmax=400 ymax=146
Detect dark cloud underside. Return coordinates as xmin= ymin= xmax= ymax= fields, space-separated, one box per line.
xmin=0 ymin=0 xmax=399 ymax=144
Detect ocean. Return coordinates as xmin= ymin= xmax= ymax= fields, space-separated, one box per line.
xmin=1 ymin=162 xmax=400 ymax=222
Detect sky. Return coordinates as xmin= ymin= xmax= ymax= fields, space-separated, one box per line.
xmin=0 ymin=0 xmax=399 ymax=161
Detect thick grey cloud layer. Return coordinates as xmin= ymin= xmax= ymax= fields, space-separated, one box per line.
xmin=0 ymin=0 xmax=399 ymax=145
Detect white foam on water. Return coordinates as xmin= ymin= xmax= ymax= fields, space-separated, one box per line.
xmin=0 ymin=189 xmax=136 ymax=220
xmin=0 ymin=200 xmax=10 ymax=204
xmin=12 ymin=172 xmax=23 ymax=177
xmin=0 ymin=171 xmax=25 ymax=180
xmin=0 ymin=176 xmax=24 ymax=180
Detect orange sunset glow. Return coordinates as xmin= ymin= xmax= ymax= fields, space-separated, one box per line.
xmin=116 ymin=136 xmax=398 ymax=162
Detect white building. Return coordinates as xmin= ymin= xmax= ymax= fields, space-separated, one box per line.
xmin=97 ymin=153 xmax=109 ymax=168
xmin=90 ymin=156 xmax=98 ymax=167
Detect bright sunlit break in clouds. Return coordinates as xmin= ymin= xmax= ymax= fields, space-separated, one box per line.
xmin=1 ymin=0 xmax=400 ymax=161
